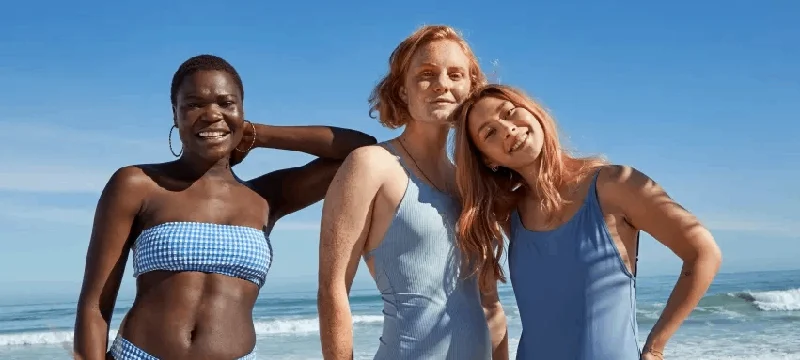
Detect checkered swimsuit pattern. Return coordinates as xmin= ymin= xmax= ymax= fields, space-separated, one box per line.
xmin=110 ymin=336 xmax=258 ymax=359
xmin=108 ymin=222 xmax=269 ymax=359
xmin=132 ymin=221 xmax=272 ymax=287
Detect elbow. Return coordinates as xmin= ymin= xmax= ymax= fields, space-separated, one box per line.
xmin=484 ymin=304 xmax=508 ymax=348
xmin=317 ymin=277 xmax=351 ymax=312
xmin=484 ymin=302 xmax=507 ymax=329
xmin=348 ymin=134 xmax=377 ymax=154
xmin=704 ymin=241 xmax=723 ymax=272
xmin=686 ymin=232 xmax=723 ymax=275
xmin=334 ymin=130 xmax=377 ymax=157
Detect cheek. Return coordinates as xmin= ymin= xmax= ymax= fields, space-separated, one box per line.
xmin=475 ymin=141 xmax=502 ymax=163
xmin=452 ymin=80 xmax=471 ymax=98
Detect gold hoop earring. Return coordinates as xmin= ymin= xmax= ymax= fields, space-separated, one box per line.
xmin=234 ymin=121 xmax=257 ymax=153
xmin=168 ymin=125 xmax=183 ymax=157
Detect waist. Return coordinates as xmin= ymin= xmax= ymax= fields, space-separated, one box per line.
xmin=379 ymin=288 xmax=487 ymax=330
xmin=377 ymin=302 xmax=491 ymax=359
xmin=122 ymin=274 xmax=258 ymax=357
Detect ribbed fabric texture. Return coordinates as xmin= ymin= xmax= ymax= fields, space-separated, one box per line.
xmin=363 ymin=143 xmax=492 ymax=360
xmin=509 ymin=171 xmax=641 ymax=360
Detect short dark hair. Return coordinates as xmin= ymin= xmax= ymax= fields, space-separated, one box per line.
xmin=170 ymin=54 xmax=244 ymax=106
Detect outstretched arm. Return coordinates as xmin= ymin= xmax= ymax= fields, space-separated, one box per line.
xmin=601 ymin=165 xmax=722 ymax=358
xmin=73 ymin=167 xmax=147 ymax=360
xmin=232 ymin=123 xmax=376 ymax=165
xmin=242 ymin=123 xmax=377 ymax=222
xmin=317 ymin=147 xmax=383 ymax=360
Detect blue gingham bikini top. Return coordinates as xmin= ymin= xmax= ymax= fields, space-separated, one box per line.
xmin=131 ymin=221 xmax=273 ymax=288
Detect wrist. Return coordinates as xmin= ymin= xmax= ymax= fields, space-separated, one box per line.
xmin=251 ymin=122 xmax=271 ymax=148
xmin=644 ymin=334 xmax=667 ymax=353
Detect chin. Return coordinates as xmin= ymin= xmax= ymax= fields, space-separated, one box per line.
xmin=420 ymin=114 xmax=452 ymax=125
xmin=194 ymin=148 xmax=234 ymax=162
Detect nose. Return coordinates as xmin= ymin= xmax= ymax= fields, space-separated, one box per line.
xmin=431 ymin=72 xmax=452 ymax=93
xmin=199 ymin=104 xmax=224 ymax=123
xmin=501 ymin=120 xmax=518 ymax=138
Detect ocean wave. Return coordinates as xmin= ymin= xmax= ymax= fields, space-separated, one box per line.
xmin=253 ymin=315 xmax=383 ymax=336
xmin=0 ymin=315 xmax=384 ymax=347
xmin=730 ymin=288 xmax=800 ymax=311
xmin=633 ymin=288 xmax=800 ymax=323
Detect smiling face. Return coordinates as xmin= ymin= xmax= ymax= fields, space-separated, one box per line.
xmin=400 ymin=39 xmax=472 ymax=125
xmin=172 ymin=70 xmax=245 ymax=161
xmin=466 ymin=94 xmax=546 ymax=171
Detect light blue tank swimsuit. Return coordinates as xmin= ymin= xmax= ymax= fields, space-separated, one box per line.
xmin=509 ymin=171 xmax=641 ymax=360
xmin=363 ymin=143 xmax=492 ymax=360
xmin=109 ymin=221 xmax=273 ymax=360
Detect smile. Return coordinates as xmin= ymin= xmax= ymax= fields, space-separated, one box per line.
xmin=197 ymin=131 xmax=229 ymax=138
xmin=195 ymin=130 xmax=231 ymax=144
xmin=509 ymin=132 xmax=528 ymax=153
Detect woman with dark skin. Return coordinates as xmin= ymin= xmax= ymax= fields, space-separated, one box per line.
xmin=73 ymin=55 xmax=376 ymax=360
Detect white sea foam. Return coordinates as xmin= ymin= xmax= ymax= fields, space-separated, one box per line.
xmin=0 ymin=315 xmax=385 ymax=346
xmin=734 ymin=288 xmax=800 ymax=311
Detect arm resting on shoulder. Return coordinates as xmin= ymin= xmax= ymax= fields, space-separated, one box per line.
xmin=602 ymin=165 xmax=722 ymax=355
xmin=317 ymin=147 xmax=383 ymax=360
xmin=73 ymin=167 xmax=146 ymax=360
xmin=245 ymin=124 xmax=377 ymax=222
xmin=253 ymin=123 xmax=377 ymax=160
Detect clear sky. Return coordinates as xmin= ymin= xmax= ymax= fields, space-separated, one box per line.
xmin=1 ymin=1 xmax=797 ymax=300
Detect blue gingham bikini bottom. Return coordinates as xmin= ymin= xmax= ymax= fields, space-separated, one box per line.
xmin=109 ymin=335 xmax=257 ymax=360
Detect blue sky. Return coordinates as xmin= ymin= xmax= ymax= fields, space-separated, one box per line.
xmin=0 ymin=1 xmax=797 ymax=300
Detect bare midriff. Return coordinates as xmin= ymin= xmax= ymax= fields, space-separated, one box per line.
xmin=119 ymin=271 xmax=259 ymax=360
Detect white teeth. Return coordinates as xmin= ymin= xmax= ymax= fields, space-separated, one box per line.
xmin=198 ymin=131 xmax=227 ymax=138
xmin=510 ymin=133 xmax=527 ymax=152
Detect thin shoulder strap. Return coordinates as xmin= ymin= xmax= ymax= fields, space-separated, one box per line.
xmin=382 ymin=142 xmax=412 ymax=175
xmin=586 ymin=168 xmax=603 ymax=205
xmin=589 ymin=167 xmax=639 ymax=278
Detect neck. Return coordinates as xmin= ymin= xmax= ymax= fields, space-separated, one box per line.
xmin=176 ymin=153 xmax=235 ymax=181
xmin=397 ymin=120 xmax=450 ymax=167
xmin=515 ymin=162 xmax=543 ymax=199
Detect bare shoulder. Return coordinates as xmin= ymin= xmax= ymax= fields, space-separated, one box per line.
xmin=595 ymin=164 xmax=669 ymax=216
xmin=100 ymin=165 xmax=159 ymax=207
xmin=335 ymin=144 xmax=398 ymax=184
xmin=106 ymin=165 xmax=155 ymax=192
xmin=596 ymin=164 xmax=657 ymax=193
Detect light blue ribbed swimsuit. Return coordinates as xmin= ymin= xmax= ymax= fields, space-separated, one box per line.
xmin=509 ymin=171 xmax=640 ymax=360
xmin=363 ymin=143 xmax=492 ymax=360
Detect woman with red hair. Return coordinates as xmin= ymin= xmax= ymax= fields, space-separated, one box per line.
xmin=317 ymin=26 xmax=508 ymax=360
xmin=451 ymin=84 xmax=722 ymax=360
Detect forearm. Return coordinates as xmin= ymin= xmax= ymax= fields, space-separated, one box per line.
xmin=318 ymin=290 xmax=355 ymax=360
xmin=646 ymin=250 xmax=721 ymax=351
xmin=253 ymin=123 xmax=376 ymax=160
xmin=485 ymin=305 xmax=509 ymax=360
xmin=73 ymin=308 xmax=110 ymax=360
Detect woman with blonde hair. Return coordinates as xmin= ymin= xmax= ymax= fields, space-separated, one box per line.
xmin=451 ymin=84 xmax=722 ymax=360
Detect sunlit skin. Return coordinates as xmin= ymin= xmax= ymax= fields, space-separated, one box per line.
xmin=401 ymin=40 xmax=472 ymax=129
xmin=459 ymin=86 xmax=722 ymax=360
xmin=466 ymin=96 xmax=546 ymax=172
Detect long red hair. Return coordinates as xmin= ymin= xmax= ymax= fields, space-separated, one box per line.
xmin=451 ymin=84 xmax=607 ymax=292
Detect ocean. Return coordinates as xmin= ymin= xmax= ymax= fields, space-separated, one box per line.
xmin=0 ymin=269 xmax=798 ymax=360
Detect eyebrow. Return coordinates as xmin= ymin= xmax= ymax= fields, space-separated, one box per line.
xmin=475 ymin=100 xmax=510 ymax=133
xmin=183 ymin=93 xmax=238 ymax=99
xmin=416 ymin=62 xmax=468 ymax=70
